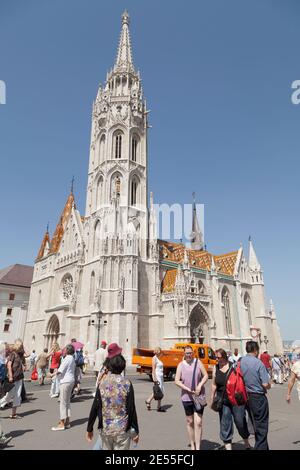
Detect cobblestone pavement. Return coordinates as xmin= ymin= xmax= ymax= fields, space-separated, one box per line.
xmin=1 ymin=371 xmax=299 ymax=450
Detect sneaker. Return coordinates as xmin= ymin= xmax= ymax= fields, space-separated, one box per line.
xmin=0 ymin=435 xmax=12 ymax=447
xmin=51 ymin=425 xmax=65 ymax=431
xmin=50 ymin=394 xmax=59 ymax=398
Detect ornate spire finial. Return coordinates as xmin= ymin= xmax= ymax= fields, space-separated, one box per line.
xmin=192 ymin=191 xmax=196 ymax=203
xmin=115 ymin=10 xmax=134 ymax=73
xmin=46 ymin=222 xmax=49 ymax=233
xmin=122 ymin=10 xmax=130 ymax=25
xmin=71 ymin=175 xmax=75 ymax=194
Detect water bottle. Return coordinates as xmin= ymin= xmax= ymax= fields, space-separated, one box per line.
xmin=129 ymin=427 xmax=138 ymax=448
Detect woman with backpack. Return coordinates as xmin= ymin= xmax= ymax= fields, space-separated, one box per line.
xmin=210 ymin=348 xmax=251 ymax=450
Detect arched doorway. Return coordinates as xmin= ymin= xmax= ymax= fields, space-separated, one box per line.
xmin=189 ymin=304 xmax=208 ymax=344
xmin=45 ymin=314 xmax=60 ymax=349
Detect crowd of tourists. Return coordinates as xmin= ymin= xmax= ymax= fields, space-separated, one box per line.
xmin=0 ymin=337 xmax=299 ymax=450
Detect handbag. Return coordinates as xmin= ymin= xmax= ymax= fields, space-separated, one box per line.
xmin=153 ymin=381 xmax=164 ymax=401
xmin=31 ymin=368 xmax=38 ymax=381
xmin=0 ymin=379 xmax=15 ymax=399
xmin=191 ymin=359 xmax=207 ymax=411
xmin=211 ymin=364 xmax=231 ymax=412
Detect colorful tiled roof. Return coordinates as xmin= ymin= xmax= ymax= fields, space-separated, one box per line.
xmin=161 ymin=269 xmax=177 ymax=293
xmin=36 ymin=231 xmax=50 ymax=260
xmin=41 ymin=192 xmax=75 ymax=256
xmin=159 ymin=240 xmax=238 ymax=293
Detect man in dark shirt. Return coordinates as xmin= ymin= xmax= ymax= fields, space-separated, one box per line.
xmin=240 ymin=341 xmax=271 ymax=450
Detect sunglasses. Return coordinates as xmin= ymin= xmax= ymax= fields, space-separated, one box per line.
xmin=185 ymin=352 xmax=193 ymax=355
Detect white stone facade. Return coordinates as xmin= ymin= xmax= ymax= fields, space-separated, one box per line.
xmin=24 ymin=12 xmax=283 ymax=359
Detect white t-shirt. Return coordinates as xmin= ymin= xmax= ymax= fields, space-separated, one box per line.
xmin=58 ymin=355 xmax=75 ymax=384
xmin=291 ymin=361 xmax=300 ymax=400
xmin=229 ymin=354 xmax=240 ymax=364
xmin=94 ymin=348 xmax=107 ymax=372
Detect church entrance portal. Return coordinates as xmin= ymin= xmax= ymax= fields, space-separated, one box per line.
xmin=189 ymin=304 xmax=208 ymax=344
xmin=45 ymin=315 xmax=60 ymax=349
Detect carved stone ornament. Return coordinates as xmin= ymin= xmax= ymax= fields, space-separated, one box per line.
xmin=110 ymin=104 xmax=128 ymax=124
xmin=62 ymin=274 xmax=73 ymax=301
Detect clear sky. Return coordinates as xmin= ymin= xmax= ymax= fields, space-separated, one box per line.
xmin=0 ymin=0 xmax=299 ymax=340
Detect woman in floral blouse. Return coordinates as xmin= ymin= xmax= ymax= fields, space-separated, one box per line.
xmin=86 ymin=343 xmax=139 ymax=450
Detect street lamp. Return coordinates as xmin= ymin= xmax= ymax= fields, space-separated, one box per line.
xmin=91 ymin=311 xmax=102 ymax=349
xmin=96 ymin=310 xmax=102 ymax=349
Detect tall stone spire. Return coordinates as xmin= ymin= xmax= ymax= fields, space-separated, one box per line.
xmin=190 ymin=192 xmax=204 ymax=251
xmin=114 ymin=10 xmax=135 ymax=73
xmin=248 ymin=236 xmax=261 ymax=271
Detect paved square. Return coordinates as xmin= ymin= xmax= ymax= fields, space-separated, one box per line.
xmin=1 ymin=372 xmax=299 ymax=450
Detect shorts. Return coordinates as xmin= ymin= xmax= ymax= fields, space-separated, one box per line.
xmin=182 ymin=400 xmax=204 ymax=416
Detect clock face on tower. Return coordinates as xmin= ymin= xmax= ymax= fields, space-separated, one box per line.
xmin=251 ymin=328 xmax=258 ymax=338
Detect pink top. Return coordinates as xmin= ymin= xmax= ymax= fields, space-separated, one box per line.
xmin=180 ymin=358 xmax=205 ymax=402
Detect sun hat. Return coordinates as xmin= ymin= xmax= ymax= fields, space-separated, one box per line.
xmin=100 ymin=340 xmax=107 ymax=346
xmin=107 ymin=342 xmax=122 ymax=359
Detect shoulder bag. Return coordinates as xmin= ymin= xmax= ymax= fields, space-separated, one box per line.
xmin=211 ymin=365 xmax=231 ymax=412
xmin=191 ymin=359 xmax=207 ymax=412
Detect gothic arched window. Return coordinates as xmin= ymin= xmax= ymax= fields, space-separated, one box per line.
xmin=244 ymin=293 xmax=252 ymax=326
xmin=89 ymin=271 xmax=95 ymax=305
xmin=131 ymin=134 xmax=139 ymax=162
xmin=113 ymin=131 xmax=123 ymax=159
xmin=99 ymin=134 xmax=105 ymax=163
xmin=222 ymin=287 xmax=232 ymax=335
xmin=93 ymin=221 xmax=100 ymax=257
xmin=96 ymin=176 xmax=103 ymax=209
xmin=130 ymin=177 xmax=139 ymax=206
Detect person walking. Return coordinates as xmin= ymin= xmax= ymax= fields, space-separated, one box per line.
xmin=175 ymin=345 xmax=208 ymax=450
xmin=229 ymin=348 xmax=241 ymax=365
xmin=86 ymin=343 xmax=139 ymax=450
xmin=240 ymin=341 xmax=271 ymax=450
xmin=51 ymin=343 xmax=76 ymax=431
xmin=272 ymin=354 xmax=283 ymax=384
xmin=83 ymin=350 xmax=89 ymax=374
xmin=210 ymin=348 xmax=250 ymax=450
xmin=93 ymin=341 xmax=107 ymax=397
xmin=29 ymin=350 xmax=37 ymax=372
xmin=49 ymin=342 xmax=61 ymax=398
xmin=0 ymin=342 xmax=12 ymax=447
xmin=36 ymin=348 xmax=49 ymax=386
xmin=145 ymin=347 xmax=165 ymax=412
xmin=286 ymin=358 xmax=300 ymax=404
xmin=0 ymin=339 xmax=25 ymax=418
xmin=260 ymin=350 xmax=272 ymax=378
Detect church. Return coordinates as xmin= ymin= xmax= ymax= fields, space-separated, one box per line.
xmin=24 ymin=12 xmax=283 ymax=360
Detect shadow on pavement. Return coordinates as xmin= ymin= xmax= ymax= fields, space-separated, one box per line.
xmin=19 ymin=409 xmax=46 ymax=417
xmin=161 ymin=404 xmax=173 ymax=411
xmin=72 ymin=394 xmax=93 ymax=403
xmin=8 ymin=429 xmax=34 ymax=438
xmin=70 ymin=417 xmax=88 ymax=427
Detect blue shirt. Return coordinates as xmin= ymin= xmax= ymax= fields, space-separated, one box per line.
xmin=240 ymin=354 xmax=270 ymax=394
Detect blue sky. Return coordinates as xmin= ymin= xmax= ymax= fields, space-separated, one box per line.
xmin=0 ymin=0 xmax=299 ymax=339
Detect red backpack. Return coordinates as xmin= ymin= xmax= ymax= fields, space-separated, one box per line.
xmin=226 ymin=361 xmax=248 ymax=406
